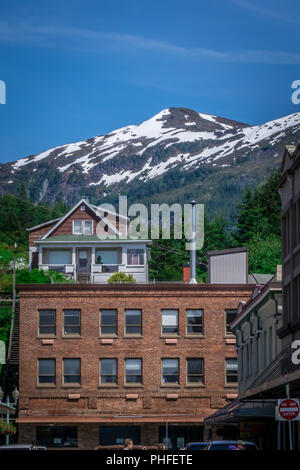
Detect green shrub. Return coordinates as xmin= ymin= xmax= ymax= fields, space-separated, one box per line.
xmin=107 ymin=272 xmax=136 ymax=284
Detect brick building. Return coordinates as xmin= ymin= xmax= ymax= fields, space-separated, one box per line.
xmin=16 ymin=282 xmax=253 ymax=449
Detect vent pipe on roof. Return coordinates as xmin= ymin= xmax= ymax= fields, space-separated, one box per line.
xmin=189 ymin=200 xmax=197 ymax=284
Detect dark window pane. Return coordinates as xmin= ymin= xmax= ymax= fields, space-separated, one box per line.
xmin=39 ymin=359 xmax=55 ymax=375
xmin=187 ymin=359 xmax=203 ymax=375
xmin=100 ymin=310 xmax=117 ymax=335
xmin=125 ymin=310 xmax=142 ymax=334
xmin=38 ymin=359 xmax=55 ymax=384
xmin=101 ymin=375 xmax=117 ymax=384
xmin=101 ymin=310 xmax=117 ymax=325
xmin=39 ymin=310 xmax=56 ymax=335
xmin=36 ymin=426 xmax=78 ymax=448
xmin=64 ymin=359 xmax=80 ymax=374
xmin=187 ymin=310 xmax=203 ymax=334
xmin=162 ymin=326 xmax=178 ymax=334
xmin=226 ymin=310 xmax=237 ymax=334
xmin=126 ymin=326 xmax=141 ymax=334
xmin=101 ymin=359 xmax=116 ymax=375
xmin=39 ymin=326 xmax=56 ymax=335
xmin=39 ymin=375 xmax=55 ymax=384
xmin=101 ymin=325 xmax=116 ymax=334
xmin=162 ymin=310 xmax=178 ymax=334
xmin=64 ymin=325 xmax=80 ymax=334
xmin=125 ymin=359 xmax=142 ymax=383
xmin=162 ymin=359 xmax=179 ymax=383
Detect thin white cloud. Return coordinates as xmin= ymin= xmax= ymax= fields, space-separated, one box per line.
xmin=0 ymin=21 xmax=299 ymax=65
xmin=230 ymin=0 xmax=300 ymax=25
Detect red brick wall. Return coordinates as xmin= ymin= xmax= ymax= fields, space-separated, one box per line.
xmin=17 ymin=284 xmax=253 ymax=438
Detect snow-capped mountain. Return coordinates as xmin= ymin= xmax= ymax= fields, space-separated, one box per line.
xmin=1 ymin=107 xmax=299 ymax=220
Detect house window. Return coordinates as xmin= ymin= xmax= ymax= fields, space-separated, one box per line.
xmin=125 ymin=359 xmax=142 ymax=384
xmin=95 ymin=249 xmax=118 ymax=265
xmin=73 ymin=220 xmax=82 ymax=235
xmin=125 ymin=309 xmax=142 ymax=335
xmin=63 ymin=359 xmax=81 ymax=385
xmin=100 ymin=309 xmax=117 ymax=335
xmin=48 ymin=249 xmax=71 ymax=265
xmin=162 ymin=358 xmax=179 ymax=384
xmin=187 ymin=358 xmax=204 ymax=384
xmin=84 ymin=220 xmax=93 ymax=235
xmin=127 ymin=249 xmax=144 ymax=265
xmin=186 ymin=309 xmax=203 ymax=335
xmin=36 ymin=426 xmax=78 ymax=448
xmin=39 ymin=310 xmax=56 ymax=336
xmin=63 ymin=310 xmax=81 ymax=335
xmin=162 ymin=309 xmax=178 ymax=334
xmin=226 ymin=358 xmax=238 ymax=384
xmin=100 ymin=359 xmax=117 ymax=384
xmin=72 ymin=220 xmax=93 ymax=235
xmin=225 ymin=309 xmax=237 ymax=335
xmin=38 ymin=359 xmax=55 ymax=384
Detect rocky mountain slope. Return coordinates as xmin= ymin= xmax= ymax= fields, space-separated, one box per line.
xmin=1 ymin=107 xmax=299 ymax=221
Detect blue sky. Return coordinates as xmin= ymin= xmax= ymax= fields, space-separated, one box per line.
xmin=0 ymin=0 xmax=300 ymax=163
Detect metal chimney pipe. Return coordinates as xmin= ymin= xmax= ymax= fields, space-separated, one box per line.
xmin=189 ymin=200 xmax=197 ymax=284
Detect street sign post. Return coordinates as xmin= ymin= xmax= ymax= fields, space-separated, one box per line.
xmin=278 ymin=398 xmax=300 ymax=421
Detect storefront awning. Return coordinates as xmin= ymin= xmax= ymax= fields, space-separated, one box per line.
xmin=16 ymin=413 xmax=210 ymax=424
xmin=204 ymin=399 xmax=274 ymax=425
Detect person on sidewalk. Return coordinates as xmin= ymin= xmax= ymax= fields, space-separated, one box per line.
xmin=122 ymin=438 xmax=133 ymax=450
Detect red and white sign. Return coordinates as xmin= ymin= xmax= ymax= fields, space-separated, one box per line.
xmin=278 ymin=398 xmax=300 ymax=421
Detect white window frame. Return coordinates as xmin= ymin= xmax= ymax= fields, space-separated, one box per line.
xmin=84 ymin=220 xmax=93 ymax=235
xmin=72 ymin=220 xmax=94 ymax=235
xmin=73 ymin=220 xmax=83 ymax=235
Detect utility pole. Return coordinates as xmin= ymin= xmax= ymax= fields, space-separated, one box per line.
xmin=189 ymin=200 xmax=197 ymax=284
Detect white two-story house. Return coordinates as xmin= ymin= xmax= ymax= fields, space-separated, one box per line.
xmin=28 ymin=198 xmax=151 ymax=283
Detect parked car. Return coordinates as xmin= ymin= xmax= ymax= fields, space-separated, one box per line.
xmin=0 ymin=444 xmax=46 ymax=451
xmin=204 ymin=440 xmax=258 ymax=451
xmin=184 ymin=442 xmax=208 ymax=450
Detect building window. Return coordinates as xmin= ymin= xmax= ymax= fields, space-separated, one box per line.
xmin=99 ymin=426 xmax=141 ymax=446
xmin=39 ymin=310 xmax=56 ymax=336
xmin=226 ymin=358 xmax=238 ymax=384
xmin=95 ymin=249 xmax=118 ymax=265
xmin=72 ymin=220 xmax=93 ymax=235
xmin=100 ymin=309 xmax=117 ymax=335
xmin=127 ymin=249 xmax=144 ymax=265
xmin=225 ymin=309 xmax=237 ymax=335
xmin=63 ymin=310 xmax=81 ymax=335
xmin=100 ymin=359 xmax=117 ymax=384
xmin=38 ymin=359 xmax=55 ymax=384
xmin=162 ymin=358 xmax=179 ymax=384
xmin=48 ymin=249 xmax=71 ymax=265
xmin=84 ymin=220 xmax=93 ymax=235
xmin=187 ymin=358 xmax=204 ymax=384
xmin=186 ymin=309 xmax=203 ymax=335
xmin=162 ymin=309 xmax=178 ymax=335
xmin=125 ymin=359 xmax=142 ymax=384
xmin=73 ymin=220 xmax=82 ymax=235
xmin=36 ymin=426 xmax=78 ymax=448
xmin=125 ymin=309 xmax=142 ymax=335
xmin=63 ymin=359 xmax=81 ymax=385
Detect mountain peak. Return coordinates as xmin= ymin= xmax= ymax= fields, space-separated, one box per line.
xmin=1 ymin=108 xmax=300 ymax=221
